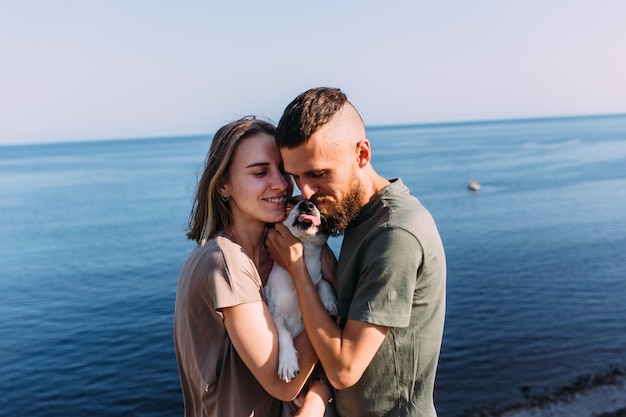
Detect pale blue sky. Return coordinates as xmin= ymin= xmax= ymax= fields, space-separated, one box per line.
xmin=1 ymin=0 xmax=625 ymax=145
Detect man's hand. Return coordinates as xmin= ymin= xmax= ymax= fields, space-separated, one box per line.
xmin=265 ymin=222 xmax=304 ymax=274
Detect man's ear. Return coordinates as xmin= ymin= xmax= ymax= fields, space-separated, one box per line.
xmin=356 ymin=139 xmax=371 ymax=167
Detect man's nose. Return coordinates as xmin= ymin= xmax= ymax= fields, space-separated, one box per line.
xmin=298 ymin=182 xmax=316 ymax=200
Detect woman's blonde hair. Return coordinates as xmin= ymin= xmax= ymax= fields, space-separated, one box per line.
xmin=187 ymin=116 xmax=276 ymax=243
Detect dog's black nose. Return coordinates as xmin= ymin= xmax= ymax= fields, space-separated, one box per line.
xmin=305 ymin=201 xmax=315 ymax=212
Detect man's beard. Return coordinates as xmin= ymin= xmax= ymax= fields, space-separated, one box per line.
xmin=315 ymin=180 xmax=362 ymax=236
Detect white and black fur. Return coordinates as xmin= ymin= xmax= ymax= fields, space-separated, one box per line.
xmin=264 ymin=199 xmax=338 ymax=382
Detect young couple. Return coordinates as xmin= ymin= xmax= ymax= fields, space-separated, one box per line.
xmin=173 ymin=87 xmax=447 ymax=417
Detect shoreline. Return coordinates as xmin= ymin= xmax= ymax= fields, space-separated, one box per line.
xmin=460 ymin=367 xmax=626 ymax=417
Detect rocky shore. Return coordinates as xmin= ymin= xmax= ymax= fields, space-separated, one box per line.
xmin=461 ymin=368 xmax=626 ymax=417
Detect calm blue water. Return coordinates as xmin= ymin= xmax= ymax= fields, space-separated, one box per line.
xmin=1 ymin=115 xmax=625 ymax=416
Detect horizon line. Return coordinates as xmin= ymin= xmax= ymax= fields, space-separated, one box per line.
xmin=365 ymin=111 xmax=626 ymax=131
xmin=2 ymin=111 xmax=625 ymax=148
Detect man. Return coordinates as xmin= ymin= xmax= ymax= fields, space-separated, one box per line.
xmin=265 ymin=87 xmax=446 ymax=416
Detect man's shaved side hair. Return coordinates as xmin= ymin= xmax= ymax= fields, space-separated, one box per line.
xmin=276 ymin=87 xmax=350 ymax=149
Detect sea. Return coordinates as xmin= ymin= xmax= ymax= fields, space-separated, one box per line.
xmin=1 ymin=114 xmax=625 ymax=417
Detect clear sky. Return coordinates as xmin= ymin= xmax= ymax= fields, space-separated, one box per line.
xmin=1 ymin=0 xmax=625 ymax=146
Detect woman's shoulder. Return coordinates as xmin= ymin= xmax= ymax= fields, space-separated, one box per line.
xmin=187 ymin=235 xmax=245 ymax=268
xmin=184 ymin=236 xmax=260 ymax=290
xmin=196 ymin=234 xmax=241 ymax=254
xmin=210 ymin=235 xmax=258 ymax=273
xmin=212 ymin=235 xmax=262 ymax=290
xmin=214 ymin=234 xmax=245 ymax=257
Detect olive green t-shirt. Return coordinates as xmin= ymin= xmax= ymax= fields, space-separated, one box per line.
xmin=335 ymin=179 xmax=446 ymax=417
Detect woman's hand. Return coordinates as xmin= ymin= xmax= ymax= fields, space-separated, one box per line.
xmin=265 ymin=222 xmax=304 ymax=275
xmin=293 ymin=378 xmax=333 ymax=417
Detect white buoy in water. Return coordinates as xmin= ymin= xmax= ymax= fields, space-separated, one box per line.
xmin=468 ymin=180 xmax=481 ymax=191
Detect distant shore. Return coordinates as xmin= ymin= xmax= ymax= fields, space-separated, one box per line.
xmin=460 ymin=368 xmax=626 ymax=417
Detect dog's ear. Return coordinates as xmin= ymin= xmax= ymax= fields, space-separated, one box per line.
xmin=287 ymin=195 xmax=304 ymax=204
xmin=285 ymin=196 xmax=303 ymax=212
xmin=285 ymin=196 xmax=299 ymax=217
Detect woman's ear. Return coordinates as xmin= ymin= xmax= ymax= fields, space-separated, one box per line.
xmin=217 ymin=181 xmax=230 ymax=199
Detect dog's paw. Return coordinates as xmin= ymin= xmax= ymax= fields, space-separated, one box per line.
xmin=317 ymin=279 xmax=339 ymax=317
xmin=322 ymin=296 xmax=339 ymax=317
xmin=277 ymin=346 xmax=300 ymax=383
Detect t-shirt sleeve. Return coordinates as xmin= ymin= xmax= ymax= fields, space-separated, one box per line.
xmin=348 ymin=227 xmax=423 ymax=328
xmin=210 ymin=238 xmax=263 ymax=315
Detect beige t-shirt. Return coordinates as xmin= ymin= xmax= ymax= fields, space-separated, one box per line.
xmin=174 ymin=234 xmax=281 ymax=417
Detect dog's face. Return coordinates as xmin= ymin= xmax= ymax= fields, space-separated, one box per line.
xmin=283 ymin=199 xmax=328 ymax=245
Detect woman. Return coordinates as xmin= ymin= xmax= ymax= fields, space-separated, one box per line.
xmin=174 ymin=116 xmax=334 ymax=417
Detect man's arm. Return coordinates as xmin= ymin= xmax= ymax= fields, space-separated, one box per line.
xmin=266 ymin=223 xmax=388 ymax=389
